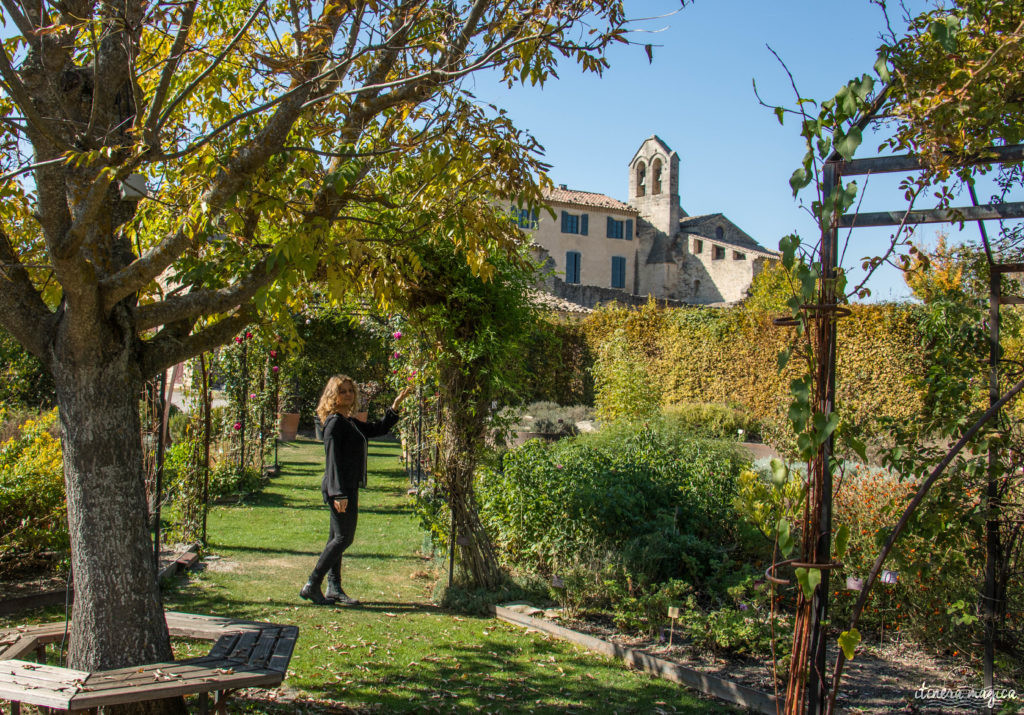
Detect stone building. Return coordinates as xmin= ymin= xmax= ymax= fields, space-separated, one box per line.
xmin=523 ymin=135 xmax=778 ymax=307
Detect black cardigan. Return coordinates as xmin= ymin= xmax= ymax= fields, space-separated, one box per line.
xmin=320 ymin=408 xmax=400 ymax=503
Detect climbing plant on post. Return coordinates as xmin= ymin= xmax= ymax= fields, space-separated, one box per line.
xmin=394 ymin=229 xmax=540 ymax=590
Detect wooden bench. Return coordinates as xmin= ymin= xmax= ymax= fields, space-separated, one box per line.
xmin=0 ymin=611 xmax=298 ymax=714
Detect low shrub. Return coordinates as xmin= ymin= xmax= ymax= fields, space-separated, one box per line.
xmin=0 ymin=408 xmax=68 ymax=574
xmin=478 ymin=415 xmax=754 ymax=633
xmin=511 ymin=401 xmax=595 ymax=435
xmin=207 ymin=460 xmax=263 ymax=500
xmin=663 ymin=402 xmax=762 ymax=441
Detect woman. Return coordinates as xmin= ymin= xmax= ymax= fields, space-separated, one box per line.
xmin=300 ymin=375 xmax=411 ymax=605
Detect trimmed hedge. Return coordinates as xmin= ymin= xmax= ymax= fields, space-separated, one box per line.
xmin=529 ymin=300 xmax=929 ymax=451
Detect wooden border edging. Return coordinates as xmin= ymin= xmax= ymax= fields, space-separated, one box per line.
xmin=0 ymin=544 xmax=202 ymax=617
xmin=156 ymin=542 xmax=201 ymax=583
xmin=493 ymin=605 xmax=779 ymax=714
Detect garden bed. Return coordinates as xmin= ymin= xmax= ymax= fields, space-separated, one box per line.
xmin=541 ymin=610 xmax=1005 ymax=714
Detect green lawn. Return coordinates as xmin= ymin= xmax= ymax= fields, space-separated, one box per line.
xmin=7 ymin=438 xmax=735 ymax=713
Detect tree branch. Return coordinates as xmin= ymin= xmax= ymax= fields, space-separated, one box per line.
xmin=0 ymin=225 xmax=54 ymax=360
xmin=140 ymin=309 xmax=252 ymax=376
xmin=143 ymin=0 xmax=198 ymax=145
xmin=100 ymin=3 xmax=349 ymax=306
xmin=155 ymin=0 xmax=268 ymax=131
xmin=130 ymin=256 xmax=281 ymax=328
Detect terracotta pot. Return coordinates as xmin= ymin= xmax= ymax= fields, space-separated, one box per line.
xmin=278 ymin=412 xmax=300 ymax=441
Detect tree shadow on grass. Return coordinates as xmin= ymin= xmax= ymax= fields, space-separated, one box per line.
xmin=292 ymin=636 xmax=733 ymax=714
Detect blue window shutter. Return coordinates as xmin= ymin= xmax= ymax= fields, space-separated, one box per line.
xmin=626 ymin=220 xmax=633 ymax=240
xmin=561 ymin=211 xmax=568 ymax=233
xmin=581 ymin=214 xmax=588 ymax=236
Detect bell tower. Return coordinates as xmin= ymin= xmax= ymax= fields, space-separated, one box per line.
xmin=628 ymin=135 xmax=680 ymax=235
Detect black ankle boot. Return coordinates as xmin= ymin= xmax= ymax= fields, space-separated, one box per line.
xmin=324 ymin=564 xmax=342 ymax=603
xmin=300 ymin=572 xmax=329 ymax=605
xmin=325 ymin=566 xmax=359 ymax=605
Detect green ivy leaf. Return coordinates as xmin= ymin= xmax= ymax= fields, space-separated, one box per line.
xmin=795 ymin=566 xmax=821 ymax=599
xmin=834 ymin=523 xmax=850 ymax=559
xmin=769 ymin=458 xmax=789 ymax=486
xmin=873 ymin=54 xmax=890 ymax=83
xmin=838 ymin=628 xmax=861 ymax=660
xmin=790 ymin=165 xmax=811 ymax=195
xmin=835 ymin=126 xmax=863 ymax=161
xmin=778 ymin=518 xmax=795 ymax=557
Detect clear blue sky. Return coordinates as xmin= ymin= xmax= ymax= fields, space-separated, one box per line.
xmin=468 ymin=0 xmax=965 ymax=302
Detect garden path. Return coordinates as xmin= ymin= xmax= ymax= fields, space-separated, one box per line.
xmin=162 ymin=437 xmax=735 ymax=713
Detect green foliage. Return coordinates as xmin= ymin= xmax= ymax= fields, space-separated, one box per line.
xmin=0 ymin=327 xmax=54 ymax=409
xmin=520 ymin=318 xmax=594 ymax=406
xmin=0 ymin=409 xmax=68 ymax=574
xmin=282 ymin=306 xmax=392 ymax=424
xmin=592 ymin=329 xmax=661 ymax=423
xmin=663 ymin=403 xmax=761 ymax=441
xmin=207 ymin=460 xmax=263 ymax=501
xmin=479 ymin=416 xmax=754 ymax=633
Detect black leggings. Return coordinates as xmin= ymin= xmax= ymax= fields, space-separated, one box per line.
xmin=313 ymin=496 xmax=358 ymax=576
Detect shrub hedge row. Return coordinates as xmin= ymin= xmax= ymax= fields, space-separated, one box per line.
xmin=525 ymin=301 xmax=930 ymax=451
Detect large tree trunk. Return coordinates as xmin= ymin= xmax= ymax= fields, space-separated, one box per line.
xmin=52 ymin=323 xmax=186 ymax=714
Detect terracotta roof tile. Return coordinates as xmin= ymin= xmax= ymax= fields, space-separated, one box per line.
xmin=542 ymin=187 xmax=637 ymax=213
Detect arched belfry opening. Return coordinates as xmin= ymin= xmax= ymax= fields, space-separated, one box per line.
xmin=636 ymin=162 xmax=646 ymax=197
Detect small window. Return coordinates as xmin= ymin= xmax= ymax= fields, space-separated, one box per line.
xmin=636 ymin=162 xmax=646 ymax=197
xmin=565 ymin=251 xmax=581 ymax=284
xmin=693 ymin=239 xmax=703 ymax=254
xmin=611 ymin=256 xmax=626 ymax=289
xmin=733 ymin=251 xmax=746 ymax=260
xmin=713 ymin=245 xmax=725 ymax=260
xmin=511 ymin=206 xmax=537 ymax=229
xmin=607 ymin=217 xmax=624 ymax=239
xmin=715 ymin=226 xmax=724 ymax=240
xmin=652 ymin=158 xmax=663 ymax=195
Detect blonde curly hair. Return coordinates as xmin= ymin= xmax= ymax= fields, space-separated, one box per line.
xmin=316 ymin=375 xmax=360 ymax=422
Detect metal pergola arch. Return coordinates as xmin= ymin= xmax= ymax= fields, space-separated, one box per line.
xmin=783 ymin=137 xmax=1024 ymax=715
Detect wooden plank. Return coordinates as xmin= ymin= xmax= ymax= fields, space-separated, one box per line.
xmin=0 ymin=589 xmax=71 ymax=617
xmin=68 ymin=669 xmax=283 ymax=709
xmin=206 ymin=634 xmax=239 ymax=660
xmin=0 ymin=637 xmax=41 ymax=662
xmin=247 ymin=629 xmax=280 ymax=669
xmin=79 ymin=662 xmax=258 ymax=692
xmin=0 ymin=676 xmax=76 ymax=709
xmin=266 ymin=627 xmax=298 ymax=673
xmin=225 ymin=631 xmax=259 ymax=663
xmin=0 ymin=660 xmax=89 ymax=683
xmin=175 ymin=552 xmax=200 ymax=569
xmin=494 ymin=606 xmax=779 ymax=715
